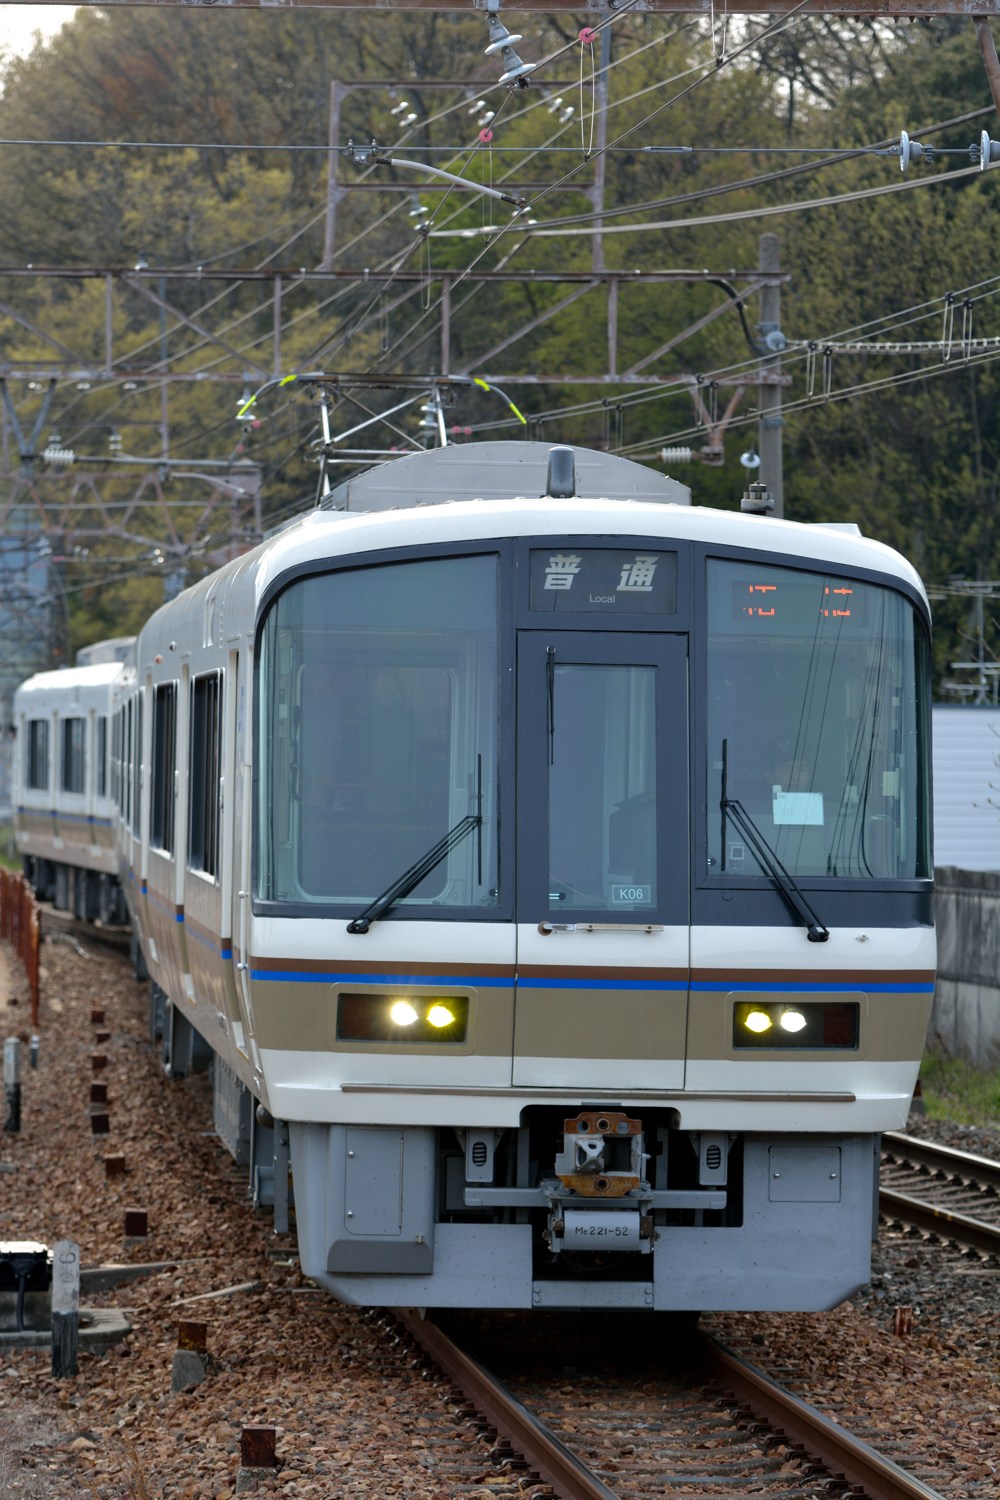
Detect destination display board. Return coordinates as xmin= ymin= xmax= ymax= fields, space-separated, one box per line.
xmin=529 ymin=549 xmax=677 ymax=613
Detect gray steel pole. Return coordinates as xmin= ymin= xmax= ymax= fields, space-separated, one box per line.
xmin=322 ymin=80 xmax=344 ymax=272
xmin=4 ymin=1036 xmax=21 ymax=1132
xmin=590 ymin=26 xmax=612 ymax=275
xmin=758 ymin=233 xmax=785 ymax=519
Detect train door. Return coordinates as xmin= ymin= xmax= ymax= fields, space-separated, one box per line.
xmin=513 ymin=631 xmax=689 ymax=1090
xmin=231 ymin=648 xmax=265 ymax=1088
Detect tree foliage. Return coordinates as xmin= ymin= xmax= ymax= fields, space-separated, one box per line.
xmin=0 ymin=9 xmax=997 ymax=684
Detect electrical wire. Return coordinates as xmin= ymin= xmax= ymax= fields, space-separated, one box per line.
xmin=9 ymin=16 xmax=990 ymax=510
xmin=0 ymin=14 xmax=762 ymax=447
xmin=282 ymin=14 xmax=716 ymax=376
xmin=432 ymin=157 xmax=985 ymax=241
xmin=457 ymin=274 xmax=1000 ymax=445
xmin=323 ymin=12 xmax=804 ymax=380
xmin=482 ymin=104 xmax=998 ymax=231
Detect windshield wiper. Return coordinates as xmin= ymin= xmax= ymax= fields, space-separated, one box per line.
xmin=721 ymin=740 xmax=829 ymax=943
xmin=346 ymin=813 xmax=482 ymax=934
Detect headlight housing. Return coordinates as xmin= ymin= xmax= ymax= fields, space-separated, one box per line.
xmin=733 ymin=1000 xmax=859 ymax=1050
xmin=337 ymin=991 xmax=470 ymax=1044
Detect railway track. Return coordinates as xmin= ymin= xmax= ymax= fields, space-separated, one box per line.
xmin=881 ymin=1131 xmax=1000 ymax=1255
xmin=38 ymin=904 xmax=132 ymax=956
xmin=395 ymin=1309 xmax=948 ymax=1500
xmin=22 ymin=925 xmax=988 ymax=1494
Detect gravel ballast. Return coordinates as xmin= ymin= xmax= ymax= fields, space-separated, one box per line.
xmin=2 ymin=933 xmax=999 ymax=1497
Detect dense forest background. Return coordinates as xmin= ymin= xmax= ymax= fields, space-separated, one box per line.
xmin=0 ymin=5 xmax=998 ymax=690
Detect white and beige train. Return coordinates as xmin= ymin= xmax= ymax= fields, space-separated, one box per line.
xmin=12 ymin=442 xmax=935 ymax=1312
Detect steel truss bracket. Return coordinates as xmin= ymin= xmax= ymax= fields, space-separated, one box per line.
xmin=1 ymin=378 xmax=56 ymax=477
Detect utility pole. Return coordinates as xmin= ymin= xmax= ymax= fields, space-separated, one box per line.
xmin=322 ymin=80 xmax=345 ymax=272
xmin=590 ymin=27 xmax=611 ymax=275
xmin=158 ymin=270 xmax=169 ymax=462
xmin=758 ymin=232 xmax=785 ymax=519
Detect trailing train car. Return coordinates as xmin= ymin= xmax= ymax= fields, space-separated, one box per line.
xmin=12 ymin=644 xmax=132 ymax=925
xmin=16 ymin=442 xmax=935 ymax=1312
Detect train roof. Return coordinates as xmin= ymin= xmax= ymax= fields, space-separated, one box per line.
xmin=320 ymin=442 xmax=692 ymax=511
xmin=259 ymin=495 xmax=928 ymax=605
xmin=75 ymin=637 xmax=134 ymax=667
xmin=137 ymin=445 xmax=929 ymax=643
xmin=14 ymin=659 xmax=124 ymax=704
xmin=282 ymin=444 xmax=923 ymax=600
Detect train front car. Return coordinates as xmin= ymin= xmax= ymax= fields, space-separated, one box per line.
xmin=235 ymin=444 xmax=933 ymax=1312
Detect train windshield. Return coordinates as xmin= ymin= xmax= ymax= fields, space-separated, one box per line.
xmin=256 ymin=553 xmax=499 ymax=914
xmin=706 ymin=560 xmax=931 ymax=880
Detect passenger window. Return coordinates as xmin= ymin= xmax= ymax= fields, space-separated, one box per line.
xmin=151 ymin=683 xmax=177 ymax=853
xmin=60 ymin=717 xmax=85 ymax=795
xmin=189 ymin=673 xmax=222 ymax=877
xmin=27 ymin=719 xmax=49 ymax=791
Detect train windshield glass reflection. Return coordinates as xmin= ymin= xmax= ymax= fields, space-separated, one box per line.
xmin=548 ymin=663 xmax=657 ymax=913
xmin=257 ymin=554 xmax=499 ymax=913
xmin=707 ymin=560 xmax=930 ymax=880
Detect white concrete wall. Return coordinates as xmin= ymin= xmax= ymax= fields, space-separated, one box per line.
xmin=932 ymin=707 xmax=1000 ymax=873
xmin=932 ymin=866 xmax=1000 ymax=1067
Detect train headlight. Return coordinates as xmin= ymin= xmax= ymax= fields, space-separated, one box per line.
xmin=336 ymin=992 xmax=470 ymax=1045
xmin=426 ymin=1003 xmax=456 ymax=1028
xmin=732 ymin=1000 xmax=859 ymax=1050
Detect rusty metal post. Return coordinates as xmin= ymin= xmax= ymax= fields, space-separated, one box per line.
xmin=124 ymin=1209 xmax=148 ymax=1239
xmin=241 ymin=1427 xmax=277 ymax=1468
xmin=29 ymin=893 xmax=39 ymax=1029
xmin=172 ymin=1320 xmax=208 ymax=1393
xmin=236 ymin=1426 xmax=278 ymax=1492
xmin=974 ymin=17 xmax=1000 ymax=116
xmin=0 ymin=874 xmax=35 ymax=1023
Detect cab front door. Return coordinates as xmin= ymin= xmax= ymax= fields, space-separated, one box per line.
xmin=513 ymin=631 xmax=689 ymax=1091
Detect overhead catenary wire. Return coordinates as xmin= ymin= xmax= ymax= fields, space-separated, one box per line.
xmin=316 ymin=16 xmax=989 ymax=405
xmin=632 ymin=340 xmax=1000 ymax=454
xmin=170 ymin=97 xmax=1000 ymax=411
xmin=269 ymin=15 xmax=721 ymax=382
xmin=507 ymin=104 xmax=999 ymax=230
xmin=7 ymin=16 xmax=995 ymax=492
xmin=456 ymin=271 xmax=1000 ymax=443
xmin=332 ymin=5 xmax=819 ymax=381
xmin=0 ymin=11 xmax=807 ymax=439
xmin=430 ymin=158 xmax=986 ymax=240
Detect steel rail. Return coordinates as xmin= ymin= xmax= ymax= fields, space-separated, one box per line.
xmin=395 ymin=1310 xmax=620 ymax=1500
xmin=700 ymin=1336 xmax=949 ymax=1500
xmin=39 ymin=907 xmax=131 ymax=955
xmin=879 ymin=1187 xmax=1000 ymax=1254
xmin=883 ymin=1130 xmax=1000 ymax=1191
xmin=880 ymin=1131 xmax=1000 ymax=1254
xmin=400 ymin=1309 xmax=949 ymax=1500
